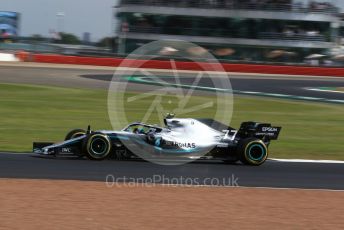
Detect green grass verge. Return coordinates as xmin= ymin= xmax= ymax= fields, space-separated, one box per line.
xmin=1 ymin=83 xmax=343 ymax=160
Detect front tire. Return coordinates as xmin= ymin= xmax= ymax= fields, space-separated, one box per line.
xmin=65 ymin=129 xmax=86 ymax=141
xmin=237 ymin=138 xmax=268 ymax=166
xmin=83 ymin=133 xmax=112 ymax=160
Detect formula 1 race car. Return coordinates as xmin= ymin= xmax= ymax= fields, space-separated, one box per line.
xmin=33 ymin=115 xmax=281 ymax=166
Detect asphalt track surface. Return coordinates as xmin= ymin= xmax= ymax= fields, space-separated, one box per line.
xmin=0 ymin=63 xmax=344 ymax=101
xmin=1 ymin=63 xmax=344 ymax=190
xmin=1 ymin=153 xmax=344 ymax=190
xmin=161 ymin=77 xmax=344 ymax=101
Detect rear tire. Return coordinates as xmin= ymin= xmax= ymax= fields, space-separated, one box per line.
xmin=83 ymin=133 xmax=112 ymax=160
xmin=237 ymin=138 xmax=268 ymax=166
xmin=65 ymin=129 xmax=86 ymax=141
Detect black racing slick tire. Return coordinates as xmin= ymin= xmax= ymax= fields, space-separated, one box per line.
xmin=237 ymin=138 xmax=268 ymax=166
xmin=65 ymin=129 xmax=86 ymax=141
xmin=83 ymin=133 xmax=112 ymax=160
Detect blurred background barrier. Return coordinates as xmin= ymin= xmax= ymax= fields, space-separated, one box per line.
xmin=17 ymin=53 xmax=344 ymax=77
xmin=2 ymin=0 xmax=344 ymax=72
xmin=0 ymin=52 xmax=18 ymax=62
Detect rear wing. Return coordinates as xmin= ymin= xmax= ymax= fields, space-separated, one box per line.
xmin=238 ymin=122 xmax=281 ymax=140
xmin=254 ymin=124 xmax=281 ymax=140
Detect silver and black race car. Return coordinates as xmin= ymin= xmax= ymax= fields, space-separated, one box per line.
xmin=33 ymin=115 xmax=281 ymax=166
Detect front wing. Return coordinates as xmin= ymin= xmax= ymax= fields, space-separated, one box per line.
xmin=33 ymin=136 xmax=85 ymax=156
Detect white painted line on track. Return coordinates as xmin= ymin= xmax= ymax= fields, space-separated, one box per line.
xmin=269 ymin=158 xmax=344 ymax=164
xmin=328 ymin=99 xmax=344 ymax=103
xmin=133 ymin=75 xmax=344 ymax=104
xmin=307 ymin=87 xmax=344 ymax=94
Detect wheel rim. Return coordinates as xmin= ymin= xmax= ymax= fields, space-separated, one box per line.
xmin=247 ymin=143 xmax=266 ymax=162
xmin=90 ymin=137 xmax=109 ymax=156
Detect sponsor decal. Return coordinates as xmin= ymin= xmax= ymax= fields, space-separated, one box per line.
xmin=262 ymin=127 xmax=278 ymax=132
xmin=255 ymin=132 xmax=276 ymax=137
xmin=61 ymin=148 xmax=72 ymax=153
xmin=165 ymin=141 xmax=196 ymax=149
